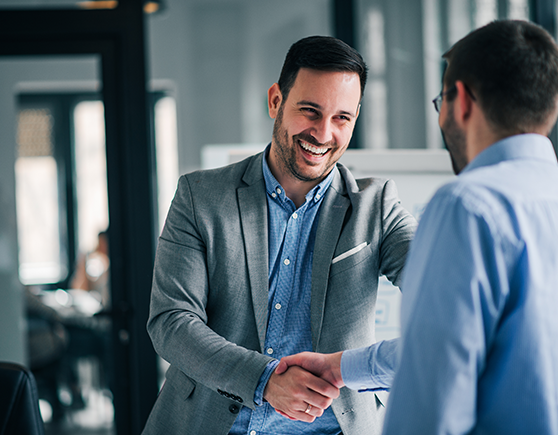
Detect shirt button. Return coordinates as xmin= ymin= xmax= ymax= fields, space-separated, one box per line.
xmin=250 ymin=431 xmax=257 ymax=435
xmin=292 ymin=212 xmax=298 ymax=219
xmin=283 ymin=258 xmax=290 ymax=265
xmin=275 ymin=303 xmax=281 ymax=310
xmin=267 ymin=348 xmax=273 ymax=355
xmin=271 ymin=192 xmax=276 ymax=198
xmin=316 ymin=194 xmax=321 ymax=200
xmin=276 ymin=188 xmax=282 ymax=194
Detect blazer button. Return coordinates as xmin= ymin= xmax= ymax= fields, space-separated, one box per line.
xmin=229 ymin=404 xmax=240 ymax=414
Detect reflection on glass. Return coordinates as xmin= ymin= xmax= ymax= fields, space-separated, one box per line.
xmin=73 ymin=101 xmax=109 ymax=256
xmin=364 ymin=7 xmax=388 ymax=149
xmin=16 ymin=108 xmax=65 ymax=285
xmin=508 ymin=0 xmax=529 ymax=19
xmin=448 ymin=0 xmax=472 ymax=46
xmin=367 ymin=8 xmax=386 ymax=76
xmin=367 ymin=80 xmax=388 ymax=149
xmin=154 ymin=96 xmax=179 ymax=233
xmin=474 ymin=0 xmax=497 ymax=28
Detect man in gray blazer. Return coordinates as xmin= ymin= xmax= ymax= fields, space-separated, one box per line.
xmin=143 ymin=36 xmax=416 ymax=435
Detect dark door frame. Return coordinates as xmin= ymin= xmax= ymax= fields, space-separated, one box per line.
xmin=0 ymin=2 xmax=159 ymax=434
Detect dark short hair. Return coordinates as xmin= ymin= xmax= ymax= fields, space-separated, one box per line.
xmin=443 ymin=20 xmax=558 ymax=134
xmin=277 ymin=35 xmax=368 ymax=101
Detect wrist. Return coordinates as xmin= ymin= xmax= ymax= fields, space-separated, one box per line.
xmin=257 ymin=360 xmax=279 ymax=406
xmin=330 ymin=351 xmax=345 ymax=388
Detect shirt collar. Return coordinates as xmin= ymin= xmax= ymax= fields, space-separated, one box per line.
xmin=262 ymin=144 xmax=337 ymax=204
xmin=462 ymin=133 xmax=557 ymax=175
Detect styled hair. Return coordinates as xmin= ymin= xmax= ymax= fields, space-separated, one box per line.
xmin=277 ymin=35 xmax=368 ymax=101
xmin=443 ymin=20 xmax=558 ymax=134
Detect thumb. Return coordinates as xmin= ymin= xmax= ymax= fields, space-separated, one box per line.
xmin=275 ymin=359 xmax=288 ymax=375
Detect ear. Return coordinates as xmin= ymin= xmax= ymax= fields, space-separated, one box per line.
xmin=453 ymin=80 xmax=474 ymax=127
xmin=268 ymin=83 xmax=283 ymax=119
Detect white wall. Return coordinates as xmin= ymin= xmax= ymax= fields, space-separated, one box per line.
xmin=147 ymin=0 xmax=331 ymax=173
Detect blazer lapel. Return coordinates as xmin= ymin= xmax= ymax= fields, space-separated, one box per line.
xmin=237 ymin=154 xmax=269 ymax=352
xmin=310 ymin=169 xmax=349 ymax=350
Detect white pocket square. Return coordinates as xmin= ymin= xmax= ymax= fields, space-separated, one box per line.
xmin=332 ymin=242 xmax=368 ymax=264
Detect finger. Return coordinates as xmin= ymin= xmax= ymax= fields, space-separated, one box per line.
xmin=305 ymin=373 xmax=340 ymax=401
xmin=274 ymin=406 xmax=316 ymax=423
xmin=275 ymin=360 xmax=288 ymax=375
xmin=275 ymin=409 xmax=296 ymax=420
xmin=302 ymin=403 xmax=324 ymax=418
xmin=276 ymin=353 xmax=307 ymax=374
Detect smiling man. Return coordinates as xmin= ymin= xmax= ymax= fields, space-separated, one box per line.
xmin=142 ymin=36 xmax=417 ymax=435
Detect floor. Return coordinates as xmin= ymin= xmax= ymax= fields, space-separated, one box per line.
xmin=42 ymin=388 xmax=115 ymax=435
xmin=39 ymin=358 xmax=115 ymax=435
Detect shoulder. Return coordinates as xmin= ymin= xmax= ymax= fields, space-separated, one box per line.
xmin=180 ymin=152 xmax=263 ymax=192
xmin=335 ymin=162 xmax=395 ymax=198
xmin=422 ymin=173 xmax=523 ymax=254
xmin=431 ymin=171 xmax=508 ymax=221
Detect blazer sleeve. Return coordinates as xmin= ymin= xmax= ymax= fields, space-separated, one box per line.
xmin=147 ymin=174 xmax=273 ymax=409
xmin=379 ymin=179 xmax=418 ymax=288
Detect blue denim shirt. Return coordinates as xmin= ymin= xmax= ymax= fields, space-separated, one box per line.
xmin=229 ymin=146 xmax=342 ymax=435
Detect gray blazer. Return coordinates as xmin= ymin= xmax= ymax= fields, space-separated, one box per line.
xmin=143 ymin=152 xmax=416 ymax=435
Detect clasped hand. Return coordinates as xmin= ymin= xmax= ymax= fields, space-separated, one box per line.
xmin=264 ymin=351 xmax=344 ymax=422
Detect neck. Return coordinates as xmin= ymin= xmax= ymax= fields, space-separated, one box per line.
xmin=266 ymin=147 xmax=324 ymax=209
xmin=465 ymin=112 xmax=505 ymax=163
xmin=278 ymin=175 xmax=319 ymax=209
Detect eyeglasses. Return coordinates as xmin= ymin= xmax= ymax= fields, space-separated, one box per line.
xmin=432 ymin=85 xmax=456 ymax=113
xmin=432 ymin=84 xmax=476 ymax=113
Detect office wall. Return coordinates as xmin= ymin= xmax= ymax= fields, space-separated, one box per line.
xmin=147 ymin=0 xmax=331 ymax=174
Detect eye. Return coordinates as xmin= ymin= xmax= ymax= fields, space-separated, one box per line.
xmin=336 ymin=115 xmax=352 ymax=122
xmin=301 ymin=107 xmax=318 ymax=115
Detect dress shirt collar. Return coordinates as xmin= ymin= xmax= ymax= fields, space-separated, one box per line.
xmin=262 ymin=144 xmax=337 ymax=205
xmin=462 ymin=133 xmax=557 ymax=175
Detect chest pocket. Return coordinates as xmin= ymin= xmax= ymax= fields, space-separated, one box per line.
xmin=329 ymin=242 xmax=372 ymax=277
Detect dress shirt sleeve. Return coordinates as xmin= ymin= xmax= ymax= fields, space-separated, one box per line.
xmin=382 ymin=186 xmax=510 ymax=435
xmin=253 ymin=360 xmax=280 ymax=406
xmin=341 ymin=338 xmax=399 ymax=391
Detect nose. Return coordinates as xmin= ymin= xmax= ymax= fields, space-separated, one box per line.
xmin=311 ymin=118 xmax=334 ymax=145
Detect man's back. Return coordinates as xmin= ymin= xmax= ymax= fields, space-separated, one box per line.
xmin=459 ymin=136 xmax=558 ymax=433
xmin=386 ymin=135 xmax=558 ymax=434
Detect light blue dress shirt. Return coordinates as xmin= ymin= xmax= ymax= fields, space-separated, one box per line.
xmin=379 ymin=134 xmax=558 ymax=434
xmin=230 ymin=147 xmax=342 ymax=435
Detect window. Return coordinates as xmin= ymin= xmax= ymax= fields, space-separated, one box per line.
xmin=15 ymin=92 xmax=178 ymax=287
xmin=15 ymin=106 xmax=66 ymax=285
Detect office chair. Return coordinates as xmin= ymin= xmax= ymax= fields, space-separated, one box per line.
xmin=0 ymin=362 xmax=45 ymax=435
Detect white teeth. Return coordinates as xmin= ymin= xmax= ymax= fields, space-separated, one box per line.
xmin=300 ymin=141 xmax=328 ymax=155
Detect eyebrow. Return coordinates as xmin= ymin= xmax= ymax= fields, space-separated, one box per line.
xmin=297 ymin=100 xmax=357 ymax=118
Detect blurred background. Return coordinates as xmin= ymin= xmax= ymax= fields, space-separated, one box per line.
xmin=0 ymin=0 xmax=555 ymax=434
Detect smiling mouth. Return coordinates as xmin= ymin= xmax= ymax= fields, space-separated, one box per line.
xmin=299 ymin=140 xmax=330 ymax=157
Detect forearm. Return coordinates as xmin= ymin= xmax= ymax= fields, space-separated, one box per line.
xmin=148 ymin=238 xmax=273 ymax=407
xmin=149 ymin=307 xmax=274 ymax=408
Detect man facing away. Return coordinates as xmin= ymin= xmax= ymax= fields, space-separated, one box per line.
xmin=278 ymin=20 xmax=558 ymax=435
xmin=142 ymin=36 xmax=416 ymax=435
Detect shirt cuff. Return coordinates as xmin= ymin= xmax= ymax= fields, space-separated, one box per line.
xmin=341 ymin=339 xmax=399 ymax=392
xmin=254 ymin=359 xmax=280 ymax=406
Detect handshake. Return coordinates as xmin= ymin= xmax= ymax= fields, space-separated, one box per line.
xmin=263 ymin=351 xmax=344 ymax=423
